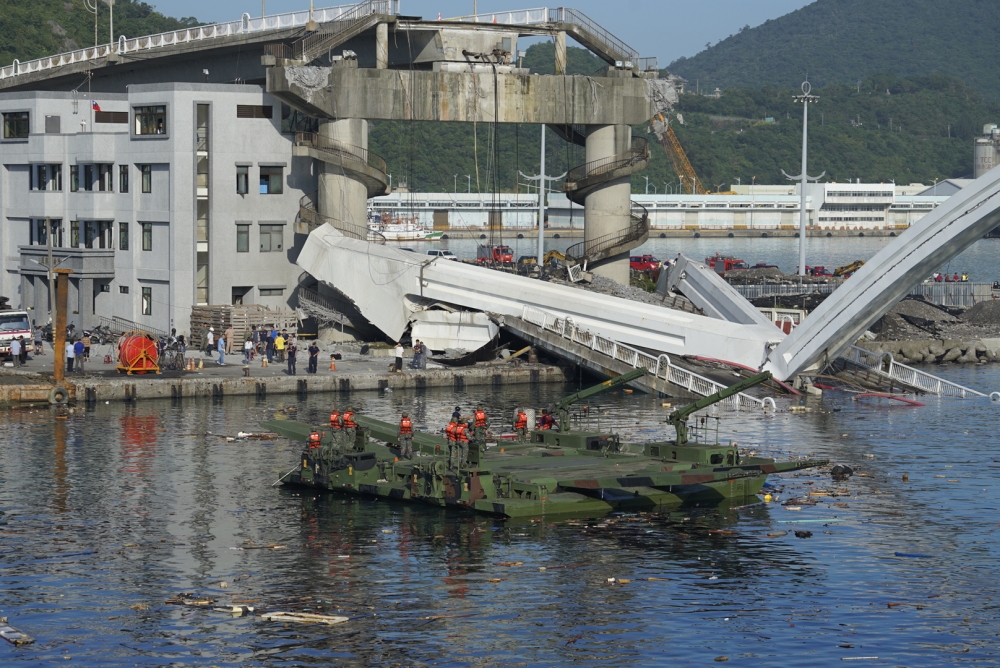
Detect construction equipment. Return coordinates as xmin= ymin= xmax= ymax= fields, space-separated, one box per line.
xmin=668 ymin=371 xmax=772 ymax=445
xmin=551 ymin=368 xmax=647 ymax=434
xmin=834 ymin=260 xmax=865 ymax=277
xmin=652 ymin=112 xmax=708 ymax=195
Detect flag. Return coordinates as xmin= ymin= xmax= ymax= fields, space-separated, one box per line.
xmin=91 ymin=100 xmax=101 ymax=112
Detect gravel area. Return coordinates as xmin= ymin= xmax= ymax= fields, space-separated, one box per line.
xmin=961 ymin=300 xmax=1000 ymax=326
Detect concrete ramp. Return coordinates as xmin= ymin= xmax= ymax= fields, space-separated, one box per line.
xmin=296 ymin=226 xmax=783 ymax=367
xmin=665 ymin=254 xmax=776 ymax=327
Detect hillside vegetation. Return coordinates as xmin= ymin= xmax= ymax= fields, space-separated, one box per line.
xmin=667 ymin=0 xmax=1000 ymax=99
xmin=0 ymin=0 xmax=198 ymax=67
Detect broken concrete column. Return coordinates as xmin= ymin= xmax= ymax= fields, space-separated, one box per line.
xmin=554 ymin=31 xmax=566 ymax=75
xmin=317 ymin=118 xmax=369 ymax=232
xmin=584 ymin=124 xmax=632 ymax=284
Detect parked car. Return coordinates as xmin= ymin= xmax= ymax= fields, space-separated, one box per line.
xmin=629 ymin=255 xmax=661 ymax=272
xmin=427 ymin=249 xmax=459 ymax=260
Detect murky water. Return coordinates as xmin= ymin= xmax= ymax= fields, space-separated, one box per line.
xmin=408 ymin=236 xmax=1000 ymax=281
xmin=2 ymin=365 xmax=1000 ymax=665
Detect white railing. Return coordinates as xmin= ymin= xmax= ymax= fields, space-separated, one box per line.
xmin=445 ymin=7 xmax=551 ymax=26
xmin=841 ymin=345 xmax=985 ymax=398
xmin=520 ymin=305 xmax=764 ymax=411
xmin=0 ymin=3 xmax=395 ymax=81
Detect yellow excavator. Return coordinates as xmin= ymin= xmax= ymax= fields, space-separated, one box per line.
xmin=834 ymin=260 xmax=865 ymax=277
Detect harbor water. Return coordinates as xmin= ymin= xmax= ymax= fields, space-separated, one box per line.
xmin=2 ymin=362 xmax=1000 ymax=665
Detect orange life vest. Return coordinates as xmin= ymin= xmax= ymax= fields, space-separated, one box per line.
xmin=399 ymin=417 xmax=413 ymax=434
xmin=342 ymin=411 xmax=357 ymax=428
xmin=329 ymin=411 xmax=342 ymax=428
xmin=539 ymin=414 xmax=555 ymax=430
xmin=455 ymin=423 xmax=469 ymax=442
xmin=514 ymin=412 xmax=528 ymax=430
xmin=445 ymin=422 xmax=457 ymax=441
xmin=474 ymin=410 xmax=487 ymax=427
xmin=308 ymin=431 xmax=321 ymax=449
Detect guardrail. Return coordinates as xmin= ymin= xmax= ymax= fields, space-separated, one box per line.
xmin=299 ymin=192 xmax=386 ymax=244
xmin=294 ymin=132 xmax=388 ymax=174
xmin=98 ymin=315 xmax=168 ymax=340
xmin=566 ymin=137 xmax=648 ymax=183
xmin=0 ymin=4 xmax=384 ymax=81
xmin=565 ymin=203 xmax=648 ymax=263
xmin=733 ymin=280 xmax=994 ymax=306
xmin=841 ymin=345 xmax=985 ymax=398
xmin=520 ymin=305 xmax=765 ymax=410
xmin=444 ymin=7 xmax=639 ymax=62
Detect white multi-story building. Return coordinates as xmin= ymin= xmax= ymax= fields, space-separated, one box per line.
xmin=0 ymin=84 xmax=314 ymax=335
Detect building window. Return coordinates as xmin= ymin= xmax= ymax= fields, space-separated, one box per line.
xmin=134 ymin=105 xmax=166 ymax=135
xmin=96 ymin=164 xmax=113 ymax=192
xmin=141 ymin=223 xmax=152 ymax=251
xmin=236 ymin=224 xmax=250 ymax=252
xmin=119 ymin=286 xmax=129 ymax=294
xmin=259 ymin=288 xmax=284 ymax=297
xmin=236 ymin=166 xmax=249 ymax=195
xmin=3 ymin=111 xmax=28 ymax=139
xmin=70 ymin=221 xmax=80 ymax=248
xmin=237 ymin=105 xmax=274 ymax=119
xmin=70 ymin=165 xmax=79 ymax=192
xmin=141 ymin=287 xmax=152 ymax=315
xmin=119 ymin=222 xmax=129 ymax=250
xmin=83 ymin=165 xmax=94 ymax=191
xmin=140 ymin=165 xmax=151 ymax=193
xmin=31 ymin=219 xmax=62 ymax=247
xmin=31 ymin=164 xmax=62 ymax=191
xmin=259 ymin=224 xmax=283 ymax=252
xmin=119 ymin=165 xmax=129 ymax=193
xmin=259 ymin=166 xmax=283 ymax=194
xmin=100 ymin=283 xmax=111 ymax=293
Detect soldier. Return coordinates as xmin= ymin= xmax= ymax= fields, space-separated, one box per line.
xmin=473 ymin=405 xmax=488 ymax=448
xmin=329 ymin=407 xmax=344 ymax=451
xmin=513 ymin=407 xmax=529 ymax=443
xmin=342 ymin=407 xmax=358 ymax=449
xmin=445 ymin=418 xmax=458 ymax=469
xmin=307 ymin=430 xmax=321 ymax=451
xmin=398 ymin=412 xmax=414 ymax=459
xmin=455 ymin=420 xmax=471 ymax=469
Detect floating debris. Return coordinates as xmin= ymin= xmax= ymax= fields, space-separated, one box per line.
xmin=0 ymin=618 xmax=34 ymax=646
xmin=261 ymin=611 xmax=349 ymax=625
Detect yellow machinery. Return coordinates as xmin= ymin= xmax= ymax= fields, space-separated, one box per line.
xmin=834 ymin=260 xmax=865 ymax=277
xmin=653 ymin=112 xmax=708 ymax=195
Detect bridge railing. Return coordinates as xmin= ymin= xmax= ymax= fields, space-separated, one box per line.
xmin=294 ymin=132 xmax=388 ymax=174
xmin=566 ymin=137 xmax=648 ymax=183
xmin=520 ymin=304 xmax=765 ymax=410
xmin=0 ymin=3 xmax=387 ymax=81
xmin=841 ymin=345 xmax=985 ymax=398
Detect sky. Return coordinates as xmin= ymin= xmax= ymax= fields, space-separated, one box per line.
xmin=154 ymin=0 xmax=815 ymax=65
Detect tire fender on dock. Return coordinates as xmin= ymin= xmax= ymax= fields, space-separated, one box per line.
xmin=48 ymin=385 xmax=69 ymax=405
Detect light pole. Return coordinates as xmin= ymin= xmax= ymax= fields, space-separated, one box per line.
xmin=679 ymin=176 xmax=685 ymax=195
xmin=466 ymin=175 xmax=471 ymax=193
xmin=750 ymin=175 xmax=755 ymax=230
xmin=782 ymin=81 xmax=825 ymax=276
xmin=454 ymin=174 xmax=458 ymax=193
xmin=519 ymin=126 xmax=566 ymax=266
xmin=650 ymin=184 xmax=657 ymax=195
xmin=644 ymin=175 xmax=650 ymax=194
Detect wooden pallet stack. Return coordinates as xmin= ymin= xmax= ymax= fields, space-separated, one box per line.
xmin=190 ymin=305 xmax=299 ymax=348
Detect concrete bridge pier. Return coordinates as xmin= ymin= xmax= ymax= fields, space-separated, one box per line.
xmin=584 ymin=124 xmax=633 ymax=283
xmin=318 ymin=118 xmax=370 ymax=230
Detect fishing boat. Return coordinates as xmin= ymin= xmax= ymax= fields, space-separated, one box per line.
xmin=368 ymin=211 xmax=443 ymax=241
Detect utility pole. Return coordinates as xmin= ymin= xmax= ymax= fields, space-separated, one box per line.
xmin=109 ymin=0 xmax=114 ymax=44
xmin=518 ymin=126 xmax=565 ymax=266
xmin=782 ymin=82 xmax=825 ymax=276
xmin=644 ymin=175 xmax=650 ymax=194
xmin=466 ymin=174 xmax=471 ymax=193
xmin=84 ymin=0 xmax=99 ymax=47
xmin=454 ymin=174 xmax=458 ymax=193
xmin=46 ymin=217 xmax=55 ymax=323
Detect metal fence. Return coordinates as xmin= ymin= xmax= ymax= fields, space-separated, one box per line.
xmin=735 ymin=281 xmax=994 ymax=307
xmin=841 ymin=345 xmax=985 ymax=398
xmin=520 ymin=305 xmax=766 ymax=411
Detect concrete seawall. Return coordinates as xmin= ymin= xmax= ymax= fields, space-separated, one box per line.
xmin=0 ymin=364 xmax=571 ymax=406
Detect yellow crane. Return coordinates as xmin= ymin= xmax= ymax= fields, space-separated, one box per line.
xmin=652 ymin=113 xmax=737 ymax=195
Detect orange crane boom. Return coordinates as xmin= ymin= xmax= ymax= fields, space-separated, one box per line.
xmin=652 ymin=113 xmax=708 ymax=195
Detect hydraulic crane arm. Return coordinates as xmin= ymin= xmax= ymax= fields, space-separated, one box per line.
xmin=554 ymin=368 xmax=648 ymax=433
xmin=668 ymin=371 xmax=772 ymax=445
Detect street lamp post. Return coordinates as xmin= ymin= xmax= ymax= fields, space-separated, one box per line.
xmin=782 ymin=81 xmax=825 ymax=276
xmin=454 ymin=174 xmax=458 ymax=193
xmin=750 ymin=175 xmax=755 ymax=230
xmin=644 ymin=175 xmax=650 ymax=194
xmin=466 ymin=174 xmax=471 ymax=193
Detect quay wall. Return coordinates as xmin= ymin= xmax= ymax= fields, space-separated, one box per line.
xmin=0 ymin=364 xmax=571 ymax=406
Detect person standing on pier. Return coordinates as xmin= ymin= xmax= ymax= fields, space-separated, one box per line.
xmin=275 ymin=331 xmax=286 ymax=363
xmin=74 ymin=339 xmax=85 ymax=373
xmin=514 ymin=408 xmax=529 ymax=442
xmin=224 ymin=325 xmax=234 ymax=355
xmin=34 ymin=326 xmax=44 ymax=356
xmin=65 ymin=339 xmax=75 ymax=372
xmin=10 ymin=337 xmax=21 ymax=368
xmin=307 ymin=341 xmax=320 ymax=374
xmin=286 ymin=338 xmax=297 ymax=375
xmin=205 ymin=327 xmax=214 ymax=355
xmin=394 ymin=342 xmax=404 ymax=373
xmin=398 ymin=412 xmax=414 ymax=459
xmin=217 ymin=334 xmax=226 ymax=365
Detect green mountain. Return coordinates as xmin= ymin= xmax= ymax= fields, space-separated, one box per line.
xmin=667 ymin=0 xmax=1000 ymax=99
xmin=0 ymin=0 xmax=198 ymax=67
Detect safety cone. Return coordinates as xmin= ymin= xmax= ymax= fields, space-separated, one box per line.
xmin=262 ymin=357 xmax=268 ymax=368
xmin=330 ymin=358 xmax=336 ymax=371
xmin=491 ymin=14 xmax=497 ymax=23
xmin=197 ymin=358 xmax=203 ymax=370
